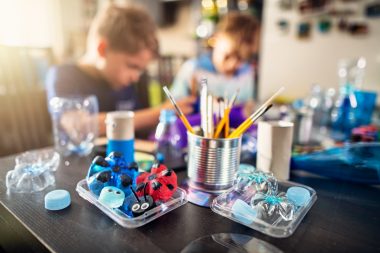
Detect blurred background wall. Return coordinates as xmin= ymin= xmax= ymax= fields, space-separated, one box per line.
xmin=259 ymin=0 xmax=380 ymax=101
xmin=0 ymin=0 xmax=379 ymax=156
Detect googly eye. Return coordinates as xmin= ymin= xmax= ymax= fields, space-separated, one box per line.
xmin=108 ymin=188 xmax=112 ymax=192
xmin=141 ymin=203 xmax=150 ymax=210
xmin=132 ymin=203 xmax=140 ymax=212
xmin=116 ymin=191 xmax=120 ymax=194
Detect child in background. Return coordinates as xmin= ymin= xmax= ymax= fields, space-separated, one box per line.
xmin=170 ymin=11 xmax=260 ymax=104
xmin=46 ymin=3 xmax=195 ymax=135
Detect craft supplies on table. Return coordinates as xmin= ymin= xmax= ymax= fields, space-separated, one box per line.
xmin=77 ymin=152 xmax=187 ymax=228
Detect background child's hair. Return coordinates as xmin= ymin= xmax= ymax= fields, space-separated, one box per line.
xmin=87 ymin=3 xmax=158 ymax=57
xmin=216 ymin=12 xmax=259 ymax=60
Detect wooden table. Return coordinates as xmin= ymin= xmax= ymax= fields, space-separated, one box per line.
xmin=0 ymin=149 xmax=380 ymax=253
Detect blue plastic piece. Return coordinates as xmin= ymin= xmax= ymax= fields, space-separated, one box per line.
xmin=354 ymin=90 xmax=377 ymax=126
xmin=87 ymin=156 xmax=111 ymax=179
xmin=156 ymin=152 xmax=165 ymax=163
xmin=107 ymin=139 xmax=134 ymax=164
xmin=87 ymin=169 xmax=112 ymax=196
xmin=86 ymin=153 xmax=140 ymax=196
xmin=120 ymin=193 xmax=137 ymax=216
xmin=98 ymin=186 xmax=125 ymax=208
xmin=105 ymin=151 xmax=126 ymax=168
xmin=115 ymin=173 xmax=133 ymax=196
xmin=286 ymin=187 xmax=310 ymax=206
xmin=44 ymin=189 xmax=71 ymax=211
xmin=231 ymin=199 xmax=257 ymax=225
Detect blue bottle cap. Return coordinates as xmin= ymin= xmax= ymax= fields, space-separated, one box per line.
xmin=286 ymin=187 xmax=310 ymax=206
xmin=231 ymin=199 xmax=257 ymax=225
xmin=45 ymin=189 xmax=71 ymax=211
xmin=98 ymin=186 xmax=125 ymax=208
xmin=159 ymin=109 xmax=176 ymax=123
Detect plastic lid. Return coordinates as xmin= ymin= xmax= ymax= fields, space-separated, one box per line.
xmin=286 ymin=187 xmax=310 ymax=206
xmin=159 ymin=109 xmax=176 ymax=123
xmin=45 ymin=189 xmax=71 ymax=211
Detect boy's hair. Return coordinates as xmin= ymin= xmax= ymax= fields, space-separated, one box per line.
xmin=88 ymin=3 xmax=158 ymax=57
xmin=216 ymin=12 xmax=258 ymax=60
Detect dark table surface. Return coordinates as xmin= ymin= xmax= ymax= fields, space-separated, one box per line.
xmin=1 ymin=150 xmax=380 ymax=253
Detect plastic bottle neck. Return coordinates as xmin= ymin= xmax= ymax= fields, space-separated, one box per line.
xmin=339 ymin=83 xmax=355 ymax=96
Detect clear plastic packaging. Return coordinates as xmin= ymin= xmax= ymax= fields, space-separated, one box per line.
xmin=76 ymin=179 xmax=187 ymax=228
xmin=211 ymin=181 xmax=317 ymax=238
xmin=6 ymin=148 xmax=60 ymax=193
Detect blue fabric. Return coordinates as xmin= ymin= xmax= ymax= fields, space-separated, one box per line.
xmin=196 ymin=53 xmax=252 ymax=76
xmin=171 ymin=52 xmax=255 ymax=103
xmin=45 ymin=64 xmax=138 ymax=112
xmin=195 ymin=53 xmax=217 ymax=73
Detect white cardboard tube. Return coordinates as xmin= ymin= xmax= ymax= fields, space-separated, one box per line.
xmin=256 ymin=121 xmax=294 ymax=180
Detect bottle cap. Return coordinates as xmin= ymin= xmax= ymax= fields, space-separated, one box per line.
xmin=105 ymin=111 xmax=134 ymax=140
xmin=159 ymin=109 xmax=176 ymax=123
xmin=45 ymin=189 xmax=71 ymax=211
xmin=286 ymin=187 xmax=310 ymax=206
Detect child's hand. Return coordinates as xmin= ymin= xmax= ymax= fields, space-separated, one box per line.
xmin=162 ymin=96 xmax=196 ymax=115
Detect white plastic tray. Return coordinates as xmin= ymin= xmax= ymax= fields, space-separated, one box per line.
xmin=211 ymin=181 xmax=317 ymax=238
xmin=76 ymin=179 xmax=188 ymax=228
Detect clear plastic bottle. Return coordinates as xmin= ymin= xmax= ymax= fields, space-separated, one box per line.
xmin=306 ymin=84 xmax=324 ymax=128
xmin=320 ymin=88 xmax=336 ymax=128
xmin=154 ymin=110 xmax=183 ymax=162
xmin=330 ymin=59 xmax=360 ymax=141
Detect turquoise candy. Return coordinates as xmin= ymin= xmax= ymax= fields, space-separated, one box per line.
xmin=286 ymin=187 xmax=310 ymax=206
xmin=231 ymin=199 xmax=257 ymax=225
xmin=44 ymin=189 xmax=71 ymax=211
xmin=98 ymin=186 xmax=125 ymax=208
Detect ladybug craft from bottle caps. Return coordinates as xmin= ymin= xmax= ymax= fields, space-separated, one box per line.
xmin=136 ymin=163 xmax=177 ymax=202
xmin=86 ymin=152 xmax=138 ymax=196
xmin=86 ymin=153 xmax=179 ymax=218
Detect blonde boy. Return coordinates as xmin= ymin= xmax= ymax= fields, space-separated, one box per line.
xmin=46 ymin=4 xmax=194 ymax=135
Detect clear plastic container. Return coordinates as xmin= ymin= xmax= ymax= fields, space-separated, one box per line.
xmin=6 ymin=148 xmax=60 ymax=193
xmin=211 ymin=181 xmax=317 ymax=238
xmin=76 ymin=179 xmax=188 ymax=228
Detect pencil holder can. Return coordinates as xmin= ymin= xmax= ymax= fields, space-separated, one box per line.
xmin=187 ymin=128 xmax=242 ymax=193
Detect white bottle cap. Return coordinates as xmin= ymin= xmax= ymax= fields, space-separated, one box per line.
xmin=105 ymin=111 xmax=134 ymax=140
